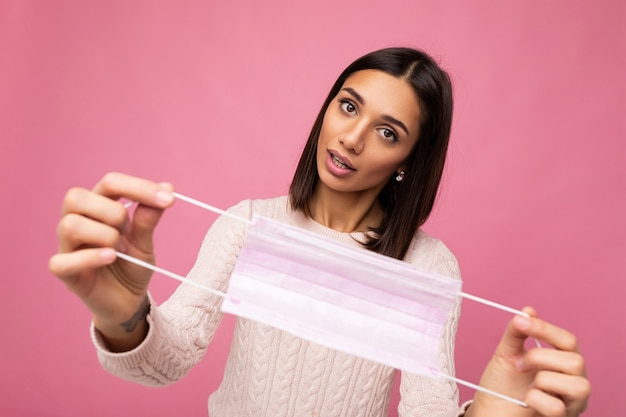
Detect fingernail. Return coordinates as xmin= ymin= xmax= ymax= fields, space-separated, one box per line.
xmin=156 ymin=191 xmax=174 ymax=206
xmin=515 ymin=357 xmax=525 ymax=371
xmin=100 ymin=248 xmax=116 ymax=262
xmin=515 ymin=315 xmax=531 ymax=329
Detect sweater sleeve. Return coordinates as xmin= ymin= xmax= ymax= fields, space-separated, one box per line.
xmin=90 ymin=200 xmax=252 ymax=386
xmin=397 ymin=234 xmax=466 ymax=417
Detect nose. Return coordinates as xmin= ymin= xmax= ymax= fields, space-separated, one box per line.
xmin=339 ymin=120 xmax=367 ymax=154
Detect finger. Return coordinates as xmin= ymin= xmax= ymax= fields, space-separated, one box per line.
xmin=62 ymin=187 xmax=129 ymax=229
xmin=495 ymin=306 xmax=537 ymax=358
xmin=92 ymin=172 xmax=175 ymax=209
xmin=123 ymin=182 xmax=174 ymax=254
xmin=524 ymin=387 xmax=567 ymax=417
xmin=125 ymin=203 xmax=168 ymax=254
xmin=520 ymin=348 xmax=586 ymax=376
xmin=512 ymin=312 xmax=579 ymax=353
xmin=57 ymin=213 xmax=125 ymax=253
xmin=532 ymin=371 xmax=591 ymax=405
xmin=49 ymin=248 xmax=116 ymax=282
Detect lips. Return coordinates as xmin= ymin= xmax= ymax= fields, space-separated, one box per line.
xmin=329 ymin=150 xmax=355 ymax=170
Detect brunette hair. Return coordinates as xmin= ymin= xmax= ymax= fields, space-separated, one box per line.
xmin=289 ymin=47 xmax=453 ymax=260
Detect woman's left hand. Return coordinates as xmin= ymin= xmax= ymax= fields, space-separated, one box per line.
xmin=465 ymin=307 xmax=590 ymax=417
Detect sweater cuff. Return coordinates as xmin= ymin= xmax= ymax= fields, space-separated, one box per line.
xmin=456 ymin=400 xmax=473 ymax=416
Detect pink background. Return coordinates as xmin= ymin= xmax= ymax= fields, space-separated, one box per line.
xmin=1 ymin=1 xmax=624 ymax=416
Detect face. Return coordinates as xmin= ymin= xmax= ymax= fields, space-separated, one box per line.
xmin=316 ymin=69 xmax=422 ymax=198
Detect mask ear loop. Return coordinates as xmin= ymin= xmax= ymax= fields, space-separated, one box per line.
xmin=115 ymin=192 xmax=539 ymax=407
xmin=458 ymin=292 xmax=542 ymax=349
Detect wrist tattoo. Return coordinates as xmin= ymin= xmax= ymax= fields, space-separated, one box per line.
xmin=121 ymin=295 xmax=150 ymax=333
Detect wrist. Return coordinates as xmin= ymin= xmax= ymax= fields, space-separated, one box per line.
xmin=93 ymin=295 xmax=150 ymax=352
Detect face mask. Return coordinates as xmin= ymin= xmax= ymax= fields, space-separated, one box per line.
xmin=117 ymin=192 xmax=529 ymax=407
xmin=221 ymin=214 xmax=461 ymax=378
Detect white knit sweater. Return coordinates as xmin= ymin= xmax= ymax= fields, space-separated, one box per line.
xmin=92 ymin=196 xmax=466 ymax=417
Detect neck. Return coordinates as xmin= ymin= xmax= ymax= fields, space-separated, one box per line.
xmin=309 ymin=185 xmax=383 ymax=233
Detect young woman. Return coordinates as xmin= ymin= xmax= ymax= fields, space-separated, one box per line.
xmin=50 ymin=47 xmax=589 ymax=417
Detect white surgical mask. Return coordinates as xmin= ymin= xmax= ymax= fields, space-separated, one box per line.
xmin=222 ymin=214 xmax=461 ymax=378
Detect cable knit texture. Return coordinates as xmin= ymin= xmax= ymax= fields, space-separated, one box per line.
xmin=91 ymin=196 xmax=467 ymax=417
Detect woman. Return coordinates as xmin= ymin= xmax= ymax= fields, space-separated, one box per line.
xmin=49 ymin=47 xmax=589 ymax=417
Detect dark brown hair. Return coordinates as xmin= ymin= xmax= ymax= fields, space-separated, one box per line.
xmin=289 ymin=47 xmax=453 ymax=260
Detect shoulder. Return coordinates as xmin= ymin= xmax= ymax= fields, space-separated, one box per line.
xmin=225 ymin=196 xmax=290 ymax=220
xmin=404 ymin=230 xmax=461 ymax=281
xmin=194 ymin=197 xmax=290 ymax=264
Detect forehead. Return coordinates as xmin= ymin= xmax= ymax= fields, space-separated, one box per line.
xmin=340 ymin=69 xmax=421 ymax=132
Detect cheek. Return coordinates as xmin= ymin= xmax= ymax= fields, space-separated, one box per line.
xmin=318 ymin=115 xmax=334 ymax=146
xmin=367 ymin=148 xmax=409 ymax=176
xmin=316 ymin=116 xmax=338 ymax=160
xmin=369 ymin=161 xmax=402 ymax=178
xmin=316 ymin=132 xmax=326 ymax=159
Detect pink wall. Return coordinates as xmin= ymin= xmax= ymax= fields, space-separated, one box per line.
xmin=1 ymin=1 xmax=623 ymax=415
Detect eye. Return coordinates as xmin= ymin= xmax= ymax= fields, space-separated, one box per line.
xmin=339 ymin=99 xmax=357 ymax=115
xmin=377 ymin=127 xmax=398 ymax=142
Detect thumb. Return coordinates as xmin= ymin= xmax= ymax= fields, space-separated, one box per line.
xmin=496 ymin=306 xmax=537 ymax=359
xmin=127 ymin=182 xmax=174 ymax=254
xmin=467 ymin=307 xmax=540 ymax=414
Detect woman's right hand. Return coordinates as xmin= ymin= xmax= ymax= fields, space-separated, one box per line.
xmin=49 ymin=172 xmax=175 ymax=351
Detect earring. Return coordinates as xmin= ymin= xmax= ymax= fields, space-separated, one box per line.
xmin=395 ymin=171 xmax=405 ymax=182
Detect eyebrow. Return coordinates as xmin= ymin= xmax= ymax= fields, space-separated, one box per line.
xmin=341 ymin=87 xmax=410 ymax=136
